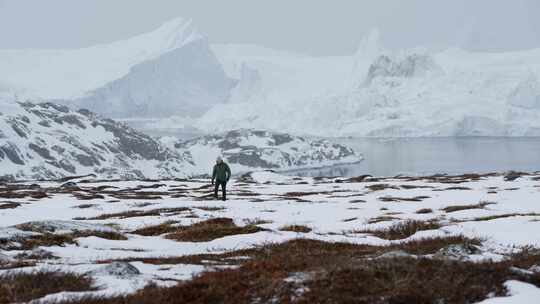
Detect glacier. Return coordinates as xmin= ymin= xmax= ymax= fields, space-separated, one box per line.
xmin=197 ymin=31 xmax=540 ymax=137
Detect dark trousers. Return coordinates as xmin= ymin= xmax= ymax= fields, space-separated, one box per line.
xmin=214 ymin=180 xmax=227 ymax=200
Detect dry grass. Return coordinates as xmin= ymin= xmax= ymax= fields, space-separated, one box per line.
xmin=14 ymin=223 xmax=127 ymax=241
xmin=166 ymin=218 xmax=264 ymax=242
xmin=442 ymin=186 xmax=473 ymax=191
xmin=48 ymin=237 xmax=536 ymax=304
xmin=398 ymin=235 xmax=482 ymax=255
xmin=441 ymin=201 xmax=495 ymax=213
xmin=131 ymin=221 xmax=179 ymax=236
xmin=72 ymin=192 xmax=106 ymax=200
xmin=77 ymin=207 xmax=190 ymax=220
xmin=279 ymin=225 xmax=312 ymax=233
xmin=462 ymin=213 xmax=540 ymax=222
xmin=357 ymin=220 xmax=442 ymax=240
xmin=72 ymin=231 xmax=127 ymax=241
xmin=366 ymin=216 xmax=400 ymax=224
xmin=2 ymin=230 xmax=126 ymax=250
xmin=283 ymin=191 xmax=330 ymax=197
xmin=416 ymin=208 xmax=434 ymax=214
xmin=340 ymin=175 xmax=373 ymax=183
xmin=73 ymin=204 xmax=97 ymax=209
xmin=10 ymin=233 xmax=76 ymax=250
xmin=366 ymin=184 xmax=399 ymax=191
xmin=400 ymin=184 xmax=435 ymax=190
xmin=192 ymin=206 xmax=226 ymax=212
xmin=0 ymin=202 xmax=21 ymax=209
xmin=379 ymin=195 xmax=430 ymax=202
xmin=0 ymin=271 xmax=94 ymax=303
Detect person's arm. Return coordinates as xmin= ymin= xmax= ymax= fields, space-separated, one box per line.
xmin=226 ymin=164 xmax=231 ymax=181
xmin=211 ymin=165 xmax=216 ymax=184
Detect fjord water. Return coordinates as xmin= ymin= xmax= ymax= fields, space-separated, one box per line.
xmin=286 ymin=137 xmax=540 ymax=177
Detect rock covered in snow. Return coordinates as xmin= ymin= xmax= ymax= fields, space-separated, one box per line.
xmin=164 ymin=129 xmax=361 ymax=175
xmin=0 ymin=101 xmax=194 ymax=181
xmin=529 ymin=265 xmax=540 ymax=273
xmin=433 ymin=243 xmax=482 ymax=261
xmin=91 ymin=262 xmax=141 ymax=277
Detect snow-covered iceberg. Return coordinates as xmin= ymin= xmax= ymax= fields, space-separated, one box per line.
xmin=0 ymin=18 xmax=233 ymax=118
xmin=196 ymin=32 xmax=540 ymax=137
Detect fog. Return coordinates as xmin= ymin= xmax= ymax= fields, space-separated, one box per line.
xmin=1 ymin=0 xmax=539 ymax=55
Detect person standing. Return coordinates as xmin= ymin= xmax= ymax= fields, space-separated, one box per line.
xmin=211 ymin=156 xmax=231 ymax=201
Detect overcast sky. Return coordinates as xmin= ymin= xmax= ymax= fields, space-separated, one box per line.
xmin=0 ymin=0 xmax=539 ymax=55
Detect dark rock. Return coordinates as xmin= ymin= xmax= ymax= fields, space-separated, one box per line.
xmin=60 ymin=182 xmax=79 ymax=190
xmin=29 ymin=143 xmax=54 ymax=160
xmin=504 ymin=171 xmax=526 ymax=181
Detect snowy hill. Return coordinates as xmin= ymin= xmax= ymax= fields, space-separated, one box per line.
xmin=161 ymin=129 xmax=362 ymax=175
xmin=0 ymin=100 xmax=194 ymax=181
xmin=0 ymin=101 xmax=362 ymax=180
xmin=0 ymin=18 xmax=233 ymax=118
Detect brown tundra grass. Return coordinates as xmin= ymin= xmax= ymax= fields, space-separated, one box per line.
xmin=0 ymin=271 xmax=94 ymax=303
xmin=416 ymin=208 xmax=434 ymax=214
xmin=166 ymin=218 xmax=264 ymax=242
xmin=279 ymin=225 xmax=312 ymax=233
xmin=357 ymin=220 xmax=442 ymax=240
xmin=441 ymin=201 xmax=495 ymax=213
xmin=45 ymin=237 xmax=540 ymax=304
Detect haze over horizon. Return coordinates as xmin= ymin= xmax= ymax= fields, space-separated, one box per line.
xmin=1 ymin=0 xmax=539 ymax=56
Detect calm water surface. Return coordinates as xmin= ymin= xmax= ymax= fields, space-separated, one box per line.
xmin=286 ymin=137 xmax=540 ymax=177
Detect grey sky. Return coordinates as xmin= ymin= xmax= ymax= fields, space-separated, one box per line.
xmin=0 ymin=0 xmax=539 ymax=55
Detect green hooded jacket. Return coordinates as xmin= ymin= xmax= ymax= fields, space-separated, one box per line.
xmin=212 ymin=162 xmax=231 ymax=182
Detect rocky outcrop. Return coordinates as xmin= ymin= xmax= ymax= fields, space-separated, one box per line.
xmin=164 ymin=129 xmax=361 ymax=175
xmin=0 ymin=101 xmax=194 ymax=181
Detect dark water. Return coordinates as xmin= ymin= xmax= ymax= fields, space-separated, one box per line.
xmin=285 ymin=137 xmax=540 ymax=177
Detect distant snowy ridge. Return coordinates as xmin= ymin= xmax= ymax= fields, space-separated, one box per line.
xmin=0 ymin=18 xmax=233 ymax=118
xmin=0 ymin=100 xmax=194 ymax=181
xmin=162 ymin=129 xmax=362 ymax=176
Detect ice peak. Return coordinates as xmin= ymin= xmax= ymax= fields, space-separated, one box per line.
xmin=349 ymin=28 xmax=384 ymax=89
xmin=140 ymin=17 xmax=204 ymax=52
xmin=356 ymin=28 xmax=381 ymax=54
